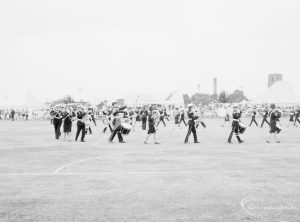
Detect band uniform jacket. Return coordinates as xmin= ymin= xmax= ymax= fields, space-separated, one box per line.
xmin=187 ymin=111 xmax=198 ymax=126
xmin=232 ymin=111 xmax=242 ymax=127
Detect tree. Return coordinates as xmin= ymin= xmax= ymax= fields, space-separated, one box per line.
xmin=190 ymin=93 xmax=208 ymax=105
xmin=62 ymin=95 xmax=75 ymax=104
xmin=183 ymin=94 xmax=191 ymax=105
xmin=218 ymin=91 xmax=229 ymax=103
xmin=227 ymin=90 xmax=248 ymax=103
xmin=52 ymin=95 xmax=75 ymax=105
xmin=183 ymin=89 xmax=248 ymax=106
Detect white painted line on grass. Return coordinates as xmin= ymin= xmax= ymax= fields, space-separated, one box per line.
xmin=52 ymin=146 xmax=178 ymax=174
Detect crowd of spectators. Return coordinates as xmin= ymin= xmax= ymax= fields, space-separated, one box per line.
xmin=1 ymin=103 xmax=299 ymax=121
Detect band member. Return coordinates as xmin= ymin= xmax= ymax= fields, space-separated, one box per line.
xmin=266 ymin=104 xmax=281 ymax=143
xmin=157 ymin=109 xmax=166 ymax=127
xmin=108 ymin=104 xmax=126 ymax=143
xmin=141 ymin=108 xmax=148 ymax=130
xmin=224 ymin=113 xmax=230 ymax=123
xmin=221 ymin=105 xmax=230 ymax=127
xmin=195 ymin=108 xmax=207 ymax=129
xmin=184 ymin=105 xmax=199 ymax=144
xmin=249 ymin=106 xmax=258 ymax=126
xmin=50 ymin=107 xmax=55 ymax=125
xmin=75 ymin=106 xmax=86 ymax=142
xmin=173 ymin=108 xmax=181 ymax=129
xmin=102 ymin=108 xmax=113 ymax=133
xmin=52 ymin=107 xmax=63 ymax=140
xmin=228 ymin=105 xmax=244 ymax=144
xmin=10 ymin=109 xmax=15 ymax=121
xmin=260 ymin=106 xmax=270 ymax=128
xmin=295 ymin=108 xmax=300 ymax=126
xmin=163 ymin=108 xmax=170 ymax=121
xmin=62 ymin=107 xmax=74 ymax=141
xmin=25 ymin=109 xmax=29 ymax=121
xmin=135 ymin=108 xmax=141 ymax=122
xmin=89 ymin=108 xmax=97 ymax=126
xmin=128 ymin=108 xmax=137 ymax=131
xmin=196 ymin=121 xmax=207 ymax=129
xmin=86 ymin=109 xmax=93 ymax=134
xmin=179 ymin=109 xmax=187 ymax=127
xmin=287 ymin=107 xmax=295 ymax=127
xmin=144 ymin=110 xmax=160 ymax=144
xmin=127 ymin=108 xmax=135 ymax=123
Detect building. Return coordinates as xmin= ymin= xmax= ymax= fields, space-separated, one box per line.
xmin=268 ymin=74 xmax=283 ymax=88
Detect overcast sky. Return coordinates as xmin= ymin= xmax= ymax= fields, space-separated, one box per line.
xmin=0 ymin=0 xmax=299 ymax=104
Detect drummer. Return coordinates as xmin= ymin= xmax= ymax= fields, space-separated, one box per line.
xmin=228 ymin=105 xmax=244 ymax=144
xmin=75 ymin=106 xmax=87 ymax=142
xmin=108 ymin=103 xmax=126 ymax=143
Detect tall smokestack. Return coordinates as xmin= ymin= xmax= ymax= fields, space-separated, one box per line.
xmin=198 ymin=84 xmax=200 ymax=94
xmin=213 ymin=78 xmax=217 ymax=95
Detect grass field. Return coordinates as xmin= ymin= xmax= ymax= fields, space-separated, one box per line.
xmin=0 ymin=119 xmax=299 ymax=222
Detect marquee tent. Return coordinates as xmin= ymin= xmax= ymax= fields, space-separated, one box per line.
xmin=123 ymin=91 xmax=184 ymax=106
xmin=252 ymin=81 xmax=299 ymax=104
xmin=24 ymin=89 xmax=46 ymax=108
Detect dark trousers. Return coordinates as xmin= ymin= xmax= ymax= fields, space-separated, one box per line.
xmin=295 ymin=117 xmax=300 ymax=124
xmin=109 ymin=126 xmax=123 ymax=142
xmin=88 ymin=127 xmax=92 ymax=134
xmin=91 ymin=115 xmax=97 ymax=126
xmin=75 ymin=123 xmax=86 ymax=141
xmin=249 ymin=117 xmax=258 ymax=126
xmin=157 ymin=118 xmax=166 ymax=127
xmin=180 ymin=118 xmax=187 ymax=127
xmin=185 ymin=125 xmax=198 ymax=143
xmin=142 ymin=118 xmax=147 ymax=130
xmin=228 ymin=125 xmax=241 ymax=142
xmin=53 ymin=122 xmax=62 ymax=139
xmin=103 ymin=124 xmax=113 ymax=133
xmin=196 ymin=121 xmax=206 ymax=129
xmin=260 ymin=117 xmax=270 ymax=127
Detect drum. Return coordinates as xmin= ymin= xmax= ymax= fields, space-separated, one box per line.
xmin=239 ymin=122 xmax=247 ymax=134
xmin=120 ymin=123 xmax=132 ymax=135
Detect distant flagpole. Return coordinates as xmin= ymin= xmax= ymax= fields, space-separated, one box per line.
xmin=135 ymin=95 xmax=140 ymax=104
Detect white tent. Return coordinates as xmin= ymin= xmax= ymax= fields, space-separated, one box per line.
xmin=123 ymin=93 xmax=162 ymax=105
xmin=253 ymin=81 xmax=299 ymax=104
xmin=123 ymin=90 xmax=184 ymax=106
xmin=0 ymin=97 xmax=14 ymax=107
xmin=239 ymin=100 xmax=248 ymax=105
xmin=24 ymin=89 xmax=46 ymax=108
xmin=164 ymin=90 xmax=184 ymax=106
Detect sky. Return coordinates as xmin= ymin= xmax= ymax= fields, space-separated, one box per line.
xmin=0 ymin=0 xmax=299 ymax=104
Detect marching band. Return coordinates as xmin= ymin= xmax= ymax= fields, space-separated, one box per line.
xmin=47 ymin=102 xmax=299 ymax=145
